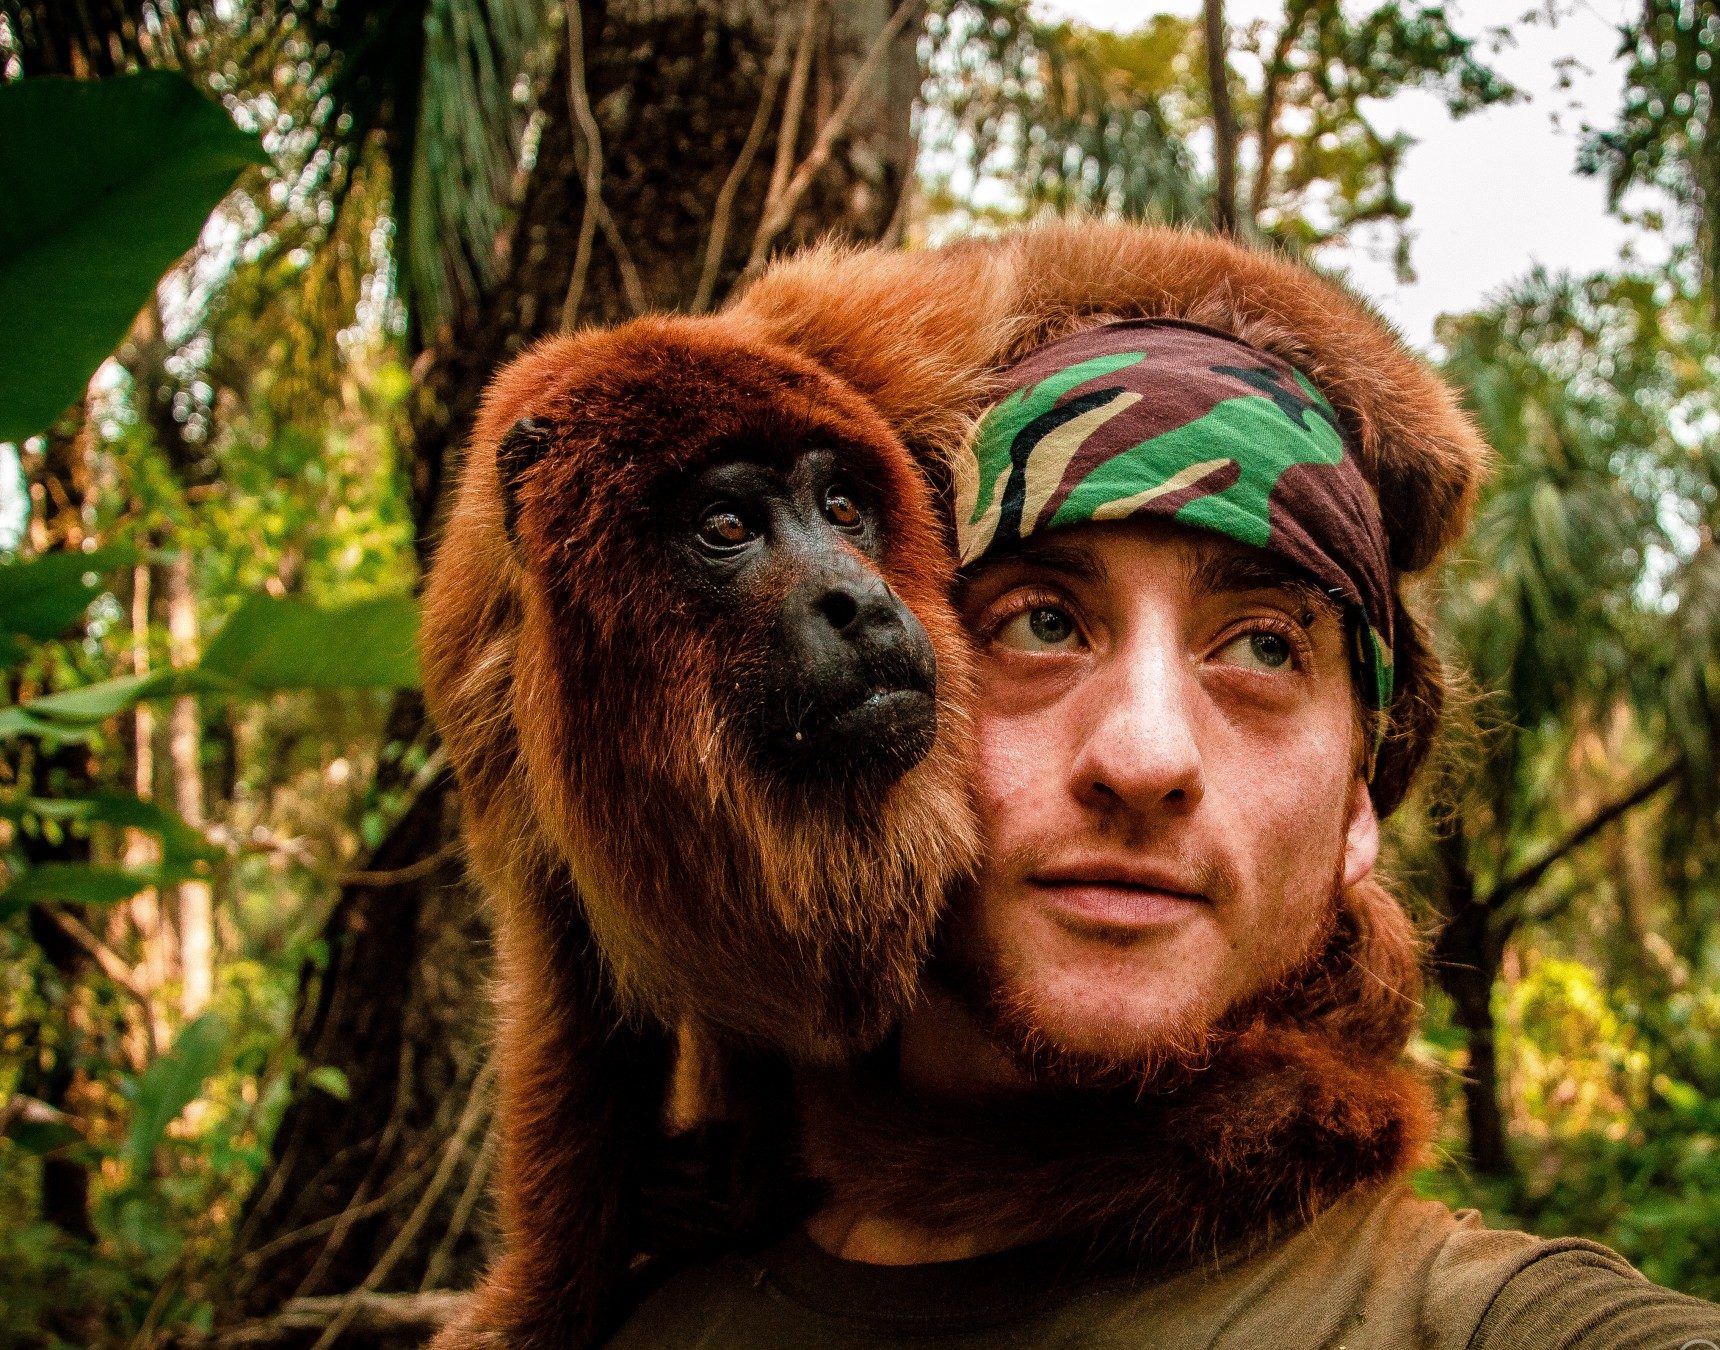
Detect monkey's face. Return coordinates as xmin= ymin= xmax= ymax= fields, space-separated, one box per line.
xmin=671 ymin=448 xmax=938 ymax=786
xmin=468 ymin=316 xmax=979 ymax=1058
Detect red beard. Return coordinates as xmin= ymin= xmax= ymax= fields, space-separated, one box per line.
xmin=799 ymin=877 xmax=1435 ymax=1266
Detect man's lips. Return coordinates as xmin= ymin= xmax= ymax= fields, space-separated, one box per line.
xmin=1027 ymin=862 xmax=1209 ymax=930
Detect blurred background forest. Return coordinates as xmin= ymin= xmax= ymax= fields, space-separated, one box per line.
xmin=0 ymin=0 xmax=1716 ymax=1344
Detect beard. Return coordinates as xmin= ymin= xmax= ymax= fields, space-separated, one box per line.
xmin=928 ymin=840 xmax=1349 ymax=1095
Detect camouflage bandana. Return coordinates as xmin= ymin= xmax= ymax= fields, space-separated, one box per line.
xmin=954 ymin=318 xmax=1395 ymax=755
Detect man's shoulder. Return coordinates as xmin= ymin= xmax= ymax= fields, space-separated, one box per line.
xmin=1150 ymin=1182 xmax=1720 ymax=1350
xmin=605 ymin=1188 xmax=1720 ymax=1349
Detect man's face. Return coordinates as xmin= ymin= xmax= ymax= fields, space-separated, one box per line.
xmin=942 ymin=519 xmax=1380 ymax=1076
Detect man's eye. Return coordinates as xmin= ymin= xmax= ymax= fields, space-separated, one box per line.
xmin=996 ymin=605 xmax=1081 ymax=652
xmin=698 ymin=508 xmax=754 ymax=548
xmin=823 ymin=485 xmax=861 ymax=528
xmin=1216 ymin=629 xmax=1294 ymax=671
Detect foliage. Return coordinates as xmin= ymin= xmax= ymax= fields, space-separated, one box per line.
xmin=1581 ymin=0 xmax=1720 ymax=309
xmin=0 ymin=45 xmax=421 ymax=1345
xmin=1234 ymin=2 xmax=1518 ymax=270
xmin=920 ymin=0 xmax=1517 ymax=274
xmin=920 ymin=1 xmax=1206 ymax=232
xmin=0 ymin=71 xmax=267 ymax=442
xmin=3 ymin=1 xmax=1720 ymax=1343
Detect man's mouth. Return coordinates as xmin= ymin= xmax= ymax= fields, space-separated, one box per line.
xmin=1027 ymin=861 xmax=1209 ymax=931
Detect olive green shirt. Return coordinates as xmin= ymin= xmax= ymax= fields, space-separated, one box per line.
xmin=609 ymin=1182 xmax=1720 ymax=1348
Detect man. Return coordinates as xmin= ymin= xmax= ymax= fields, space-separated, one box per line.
xmin=609 ymin=229 xmax=1720 ymax=1347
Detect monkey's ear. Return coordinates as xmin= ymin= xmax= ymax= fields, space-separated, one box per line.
xmin=497 ymin=416 xmax=555 ymax=547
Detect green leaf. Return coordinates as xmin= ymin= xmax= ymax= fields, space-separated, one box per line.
xmin=123 ymin=1013 xmax=228 ymax=1174
xmin=0 ymin=705 xmax=84 ymax=742
xmin=199 ymin=594 xmax=421 ymax=690
xmin=0 ymin=862 xmax=160 ymax=919
xmin=10 ymin=669 xmax=180 ymax=725
xmin=0 ymin=595 xmax=419 ymax=741
xmin=306 ymin=1065 xmax=351 ymax=1101
xmin=5 ymin=1119 xmax=81 ymax=1156
xmin=0 ymin=72 xmax=269 ymax=443
xmin=0 ymin=545 xmax=136 ymax=642
xmin=5 ymin=792 xmax=219 ymax=868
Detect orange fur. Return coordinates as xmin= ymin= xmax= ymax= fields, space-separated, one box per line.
xmin=420 ymin=220 xmax=1486 ymax=1346
xmin=801 ymin=878 xmax=1435 ymax=1261
xmin=421 ymin=318 xmax=977 ymax=1346
xmin=728 ymin=222 xmax=1490 ymax=810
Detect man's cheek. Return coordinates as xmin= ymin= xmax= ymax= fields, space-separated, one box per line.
xmin=973 ymin=710 xmax=1058 ymax=842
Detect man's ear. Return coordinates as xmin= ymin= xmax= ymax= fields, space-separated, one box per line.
xmin=1342 ymin=776 xmax=1380 ymax=888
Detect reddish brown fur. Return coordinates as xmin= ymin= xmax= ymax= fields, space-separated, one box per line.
xmin=801 ymin=878 xmax=1436 ymax=1261
xmin=421 ymin=319 xmax=976 ymax=1346
xmin=421 ymin=222 xmax=1487 ymax=1347
xmin=729 ymin=222 xmax=1491 ymax=809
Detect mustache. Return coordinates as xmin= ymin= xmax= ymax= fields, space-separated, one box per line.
xmin=989 ymin=832 xmax=1241 ymax=912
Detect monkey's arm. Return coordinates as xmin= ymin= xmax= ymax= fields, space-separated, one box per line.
xmin=433 ymin=868 xmax=671 ymax=1350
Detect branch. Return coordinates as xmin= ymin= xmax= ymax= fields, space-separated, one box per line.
xmin=690 ymin=18 xmax=796 ymax=313
xmin=419 ymin=1120 xmax=497 ymax=1292
xmin=1485 ymin=757 xmax=1684 ymax=914
xmin=1203 ymin=0 xmax=1238 ymax=234
xmin=1248 ymin=10 xmax=1302 ymax=224
xmin=762 ymin=0 xmax=823 ymax=231
xmin=337 ymin=841 xmax=462 ymax=889
xmin=209 ymin=1291 xmax=468 ymax=1346
xmin=41 ymin=904 xmax=153 ymax=1012
xmin=1 ymin=1093 xmax=81 ymax=1138
xmin=306 ymin=1056 xmax=497 ymax=1350
xmin=560 ymin=0 xmax=648 ymax=327
xmin=745 ymin=0 xmax=921 ymax=274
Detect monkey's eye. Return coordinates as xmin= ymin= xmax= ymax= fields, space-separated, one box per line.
xmin=823 ymin=485 xmax=861 ymax=528
xmin=698 ymin=507 xmax=755 ymax=549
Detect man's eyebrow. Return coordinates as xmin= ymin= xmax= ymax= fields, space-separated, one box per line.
xmin=1187 ymin=548 xmax=1336 ymax=615
xmin=986 ymin=537 xmax=1106 ymax=585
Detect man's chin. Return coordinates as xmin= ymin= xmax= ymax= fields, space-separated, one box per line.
xmin=927 ymin=953 xmax=1224 ymax=1093
xmin=928 ymin=888 xmax=1347 ymax=1094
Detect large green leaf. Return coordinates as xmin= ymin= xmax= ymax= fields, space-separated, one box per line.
xmin=0 ymin=594 xmax=420 ymax=741
xmin=199 ymin=593 xmax=421 ymax=690
xmin=0 ymin=545 xmax=136 ymax=643
xmin=13 ymin=670 xmax=179 ymax=725
xmin=0 ymin=861 xmax=162 ymax=920
xmin=6 ymin=792 xmax=220 ymax=868
xmin=0 ymin=72 xmax=269 ymax=443
xmin=123 ymin=1012 xmax=228 ymax=1174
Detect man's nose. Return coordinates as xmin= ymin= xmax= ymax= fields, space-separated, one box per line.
xmin=1067 ymin=630 xmax=1204 ymax=818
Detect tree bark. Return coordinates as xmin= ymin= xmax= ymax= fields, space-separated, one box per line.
xmin=121 ymin=559 xmax=174 ymax=1056
xmin=219 ymin=0 xmax=922 ymax=1332
xmin=1202 ymin=0 xmax=1238 ymax=235
xmin=167 ymin=550 xmax=214 ymax=1018
xmin=1429 ymin=821 xmax=1513 ymax=1178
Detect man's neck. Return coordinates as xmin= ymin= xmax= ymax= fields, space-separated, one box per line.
xmin=803 ymin=986 xmax=1023 ymax=1264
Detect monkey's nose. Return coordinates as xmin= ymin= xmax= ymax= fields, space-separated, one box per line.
xmin=817 ymin=588 xmax=860 ymax=632
xmin=814 ymin=581 xmax=907 ymax=649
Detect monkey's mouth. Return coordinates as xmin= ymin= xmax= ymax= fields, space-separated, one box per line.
xmin=824 ymin=685 xmax=935 ymax=740
xmin=770 ymin=676 xmax=938 ymax=786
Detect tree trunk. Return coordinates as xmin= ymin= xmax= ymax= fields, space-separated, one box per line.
xmin=1202 ymin=0 xmax=1238 ymax=234
xmin=166 ymin=550 xmax=213 ymax=1018
xmin=1429 ymin=822 xmax=1513 ymax=1178
xmin=15 ymin=419 xmax=103 ymax=1250
xmin=121 ymin=559 xmax=174 ymax=1056
xmin=219 ymin=1 xmax=921 ymax=1333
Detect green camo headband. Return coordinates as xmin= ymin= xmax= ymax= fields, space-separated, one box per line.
xmin=954 ymin=319 xmax=1396 ymax=752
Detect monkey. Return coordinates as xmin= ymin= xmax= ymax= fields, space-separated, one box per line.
xmin=419 ymin=220 xmax=1489 ymax=1348
xmin=419 ymin=315 xmax=979 ymax=1347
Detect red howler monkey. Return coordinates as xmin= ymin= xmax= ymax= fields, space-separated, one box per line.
xmin=419 ymin=317 xmax=977 ymax=1347
xmin=421 ymin=219 xmax=1489 ymax=1348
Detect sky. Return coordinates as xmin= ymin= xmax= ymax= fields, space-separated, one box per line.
xmin=1038 ymin=0 xmax=1655 ymax=350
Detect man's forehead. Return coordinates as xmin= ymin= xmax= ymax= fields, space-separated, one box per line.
xmin=972 ymin=520 xmax=1336 ymax=611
